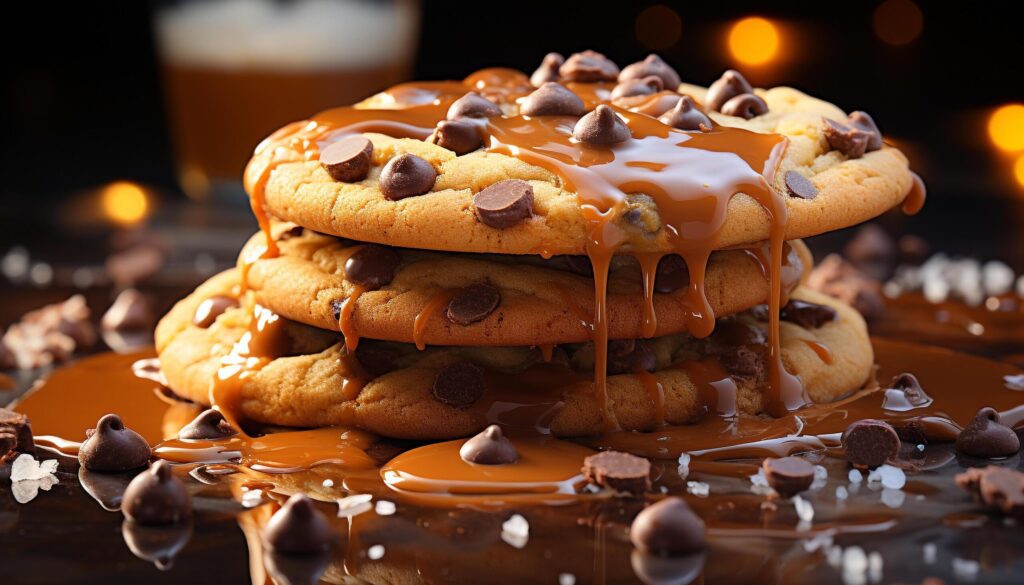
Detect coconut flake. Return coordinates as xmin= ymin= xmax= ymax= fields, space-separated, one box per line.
xmin=501 ymin=514 xmax=529 ymax=549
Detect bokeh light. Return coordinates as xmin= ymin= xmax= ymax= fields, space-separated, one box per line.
xmin=988 ymin=104 xmax=1024 ymax=152
xmin=874 ymin=0 xmax=924 ymax=46
xmin=635 ymin=5 xmax=682 ymax=51
xmin=1014 ymin=155 xmax=1024 ymax=188
xmin=100 ymin=181 xmax=149 ymax=225
xmin=728 ymin=17 xmax=780 ymax=66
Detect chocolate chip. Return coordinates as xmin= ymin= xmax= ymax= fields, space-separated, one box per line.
xmin=459 ymin=424 xmax=519 ymax=465
xmin=956 ymin=407 xmax=1021 ymax=459
xmin=822 ymin=118 xmax=870 ymax=159
xmin=177 ymin=409 xmax=236 ymax=441
xmin=101 ymin=288 xmax=154 ymax=332
xmin=320 ymin=135 xmax=373 ymax=182
xmin=619 ymin=54 xmax=681 ymax=89
xmin=193 ymin=295 xmax=238 ymax=328
xmin=842 ymin=419 xmax=900 ymax=469
xmin=720 ymin=93 xmax=768 ymax=119
xmin=784 ymin=170 xmax=817 ymax=200
xmin=0 ymin=408 xmax=33 ymax=458
xmin=780 ymin=299 xmax=836 ymax=329
xmin=353 ymin=345 xmax=398 ymax=378
xmin=807 ymin=254 xmax=885 ymax=322
xmin=955 ymin=466 xmax=1024 ymax=520
xmin=762 ymin=457 xmax=815 ymax=498
xmin=530 ymin=52 xmax=565 ymax=87
xmin=447 ymin=92 xmax=502 ymax=120
xmin=473 ymin=179 xmax=534 ymax=228
xmin=121 ymin=460 xmax=191 ymax=525
xmin=882 ymin=373 xmax=933 ymax=411
xmin=607 ymin=339 xmax=657 ymax=375
xmin=79 ymin=414 xmax=151 ymax=472
xmin=610 ymin=76 xmax=663 ymax=100
xmin=446 ymin=283 xmax=501 ymax=326
xmin=519 ymin=82 xmax=586 ymax=117
xmin=263 ymin=494 xmax=335 ymax=555
xmin=379 ymin=153 xmax=436 ymax=200
xmin=654 ymin=254 xmax=689 ymax=293
xmin=559 ymin=50 xmax=620 ymax=82
xmin=429 ymin=119 xmax=482 ymax=155
xmin=344 ymin=245 xmax=401 ymax=290
xmin=431 ymin=362 xmax=485 ymax=409
xmin=658 ymin=96 xmax=712 ymax=132
xmin=844 ymin=223 xmax=896 ymax=269
xmin=630 ymin=497 xmax=705 ymax=556
xmin=583 ymin=451 xmax=651 ymax=497
xmin=573 ymin=105 xmax=631 ymax=145
xmin=848 ymin=111 xmax=883 ymax=151
xmin=705 ymin=70 xmax=754 ymax=112
xmin=717 ymin=346 xmax=765 ymax=381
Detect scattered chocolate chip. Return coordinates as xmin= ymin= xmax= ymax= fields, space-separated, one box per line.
xmin=762 ymin=457 xmax=815 ymax=498
xmin=177 ymin=409 xmax=236 ymax=441
xmin=720 ymin=93 xmax=768 ymax=119
xmin=344 ymin=245 xmax=401 ymax=290
xmin=822 ymin=118 xmax=871 ymax=159
xmin=807 ymin=254 xmax=885 ymax=322
xmin=431 ymin=362 xmax=485 ymax=409
xmin=447 ymin=92 xmax=502 ymax=120
xmin=658 ymin=96 xmax=712 ymax=132
xmin=122 ymin=518 xmax=193 ymax=571
xmin=844 ymin=224 xmax=896 ymax=277
xmin=780 ymin=299 xmax=836 ymax=329
xmin=955 ymin=466 xmax=1024 ymax=520
xmin=956 ymin=407 xmax=1021 ymax=459
xmin=519 ymin=82 xmax=586 ymax=117
xmin=611 ymin=76 xmax=663 ymax=100
xmin=193 ymin=295 xmax=238 ymax=328
xmin=653 ymin=254 xmax=689 ymax=294
xmin=429 ymin=119 xmax=483 ymax=155
xmin=619 ymin=54 xmax=681 ymax=89
xmin=263 ymin=494 xmax=335 ymax=555
xmin=559 ymin=50 xmax=620 ymax=82
xmin=842 ymin=419 xmax=900 ymax=469
xmin=121 ymin=460 xmax=191 ymax=525
xmin=630 ymin=497 xmax=705 ymax=556
xmin=459 ymin=424 xmax=519 ymax=465
xmin=446 ymin=283 xmax=501 ymax=326
xmin=473 ymin=179 xmax=535 ymax=228
xmin=607 ymin=339 xmax=657 ymax=375
xmin=882 ymin=373 xmax=933 ymax=412
xmin=79 ymin=414 xmax=152 ymax=472
xmin=705 ymin=70 xmax=754 ymax=112
xmin=573 ymin=105 xmax=631 ymax=145
xmin=848 ymin=111 xmax=883 ymax=151
xmin=717 ymin=346 xmax=765 ymax=381
xmin=583 ymin=451 xmax=651 ymax=497
xmin=379 ymin=153 xmax=436 ymax=200
xmin=530 ymin=52 xmax=565 ymax=87
xmin=0 ymin=408 xmax=33 ymax=459
xmin=320 ymin=135 xmax=373 ymax=182
xmin=784 ymin=170 xmax=817 ymax=200
xmin=101 ymin=288 xmax=154 ymax=332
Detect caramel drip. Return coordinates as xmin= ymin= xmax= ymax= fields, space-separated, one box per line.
xmin=549 ymin=282 xmax=593 ymax=327
xmin=539 ymin=344 xmax=556 ymax=363
xmin=413 ymin=289 xmax=458 ymax=350
xmin=677 ymin=359 xmax=739 ymax=419
xmin=903 ymin=171 xmax=927 ymax=215
xmin=634 ymin=252 xmax=663 ymax=339
xmin=340 ymin=347 xmax=369 ymax=401
xmin=339 ymin=285 xmax=365 ymax=353
xmin=803 ymin=339 xmax=834 ymax=365
xmin=633 ymin=369 xmax=666 ymax=427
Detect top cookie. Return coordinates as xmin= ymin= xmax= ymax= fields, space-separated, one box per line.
xmin=248 ymin=52 xmax=921 ymax=258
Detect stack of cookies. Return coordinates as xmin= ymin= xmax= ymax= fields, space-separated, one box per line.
xmin=156 ymin=50 xmax=919 ymax=446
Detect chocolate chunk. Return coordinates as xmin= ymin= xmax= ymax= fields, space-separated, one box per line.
xmin=784 ymin=170 xmax=817 ymax=200
xmin=822 ymin=118 xmax=870 ymax=159
xmin=320 ymin=135 xmax=373 ymax=182
xmin=429 ymin=119 xmax=483 ymax=155
xmin=101 ymin=289 xmax=154 ymax=332
xmin=122 ymin=460 xmax=191 ymax=525
xmin=630 ymin=497 xmax=705 ymax=556
xmin=762 ymin=457 xmax=815 ymax=498
xmin=473 ymin=179 xmax=535 ymax=228
xmin=379 ymin=153 xmax=436 ymax=200
xmin=122 ymin=519 xmax=193 ymax=571
xmin=610 ymin=76 xmax=663 ymax=100
xmin=529 ymin=52 xmax=564 ymax=87
xmin=344 ymin=245 xmax=401 ymax=290
xmin=844 ymin=223 xmax=896 ymax=269
xmin=263 ymin=494 xmax=335 ymax=555
xmin=717 ymin=346 xmax=765 ymax=381
xmin=780 ymin=299 xmax=836 ymax=329
xmin=519 ymin=82 xmax=586 ymax=117
xmin=79 ymin=414 xmax=151 ymax=472
xmin=654 ymin=254 xmax=689 ymax=293
xmin=720 ymin=93 xmax=768 ymax=119
xmin=446 ymin=283 xmax=501 ymax=326
xmin=177 ymin=409 xmax=236 ymax=441
xmin=573 ymin=105 xmax=631 ymax=145
xmin=559 ymin=50 xmax=620 ymax=82
xmin=955 ymin=466 xmax=1024 ymax=520
xmin=583 ymin=451 xmax=651 ymax=496
xmin=807 ymin=254 xmax=885 ymax=322
xmin=619 ymin=54 xmax=681 ymax=89
xmin=607 ymin=339 xmax=657 ymax=375
xmin=841 ymin=419 xmax=900 ymax=469
xmin=658 ymin=96 xmax=712 ymax=132
xmin=447 ymin=92 xmax=502 ymax=120
xmin=431 ymin=362 xmax=485 ymax=409
xmin=193 ymin=295 xmax=238 ymax=328
xmin=0 ymin=408 xmax=33 ymax=458
xmin=956 ymin=407 xmax=1021 ymax=459
xmin=848 ymin=111 xmax=883 ymax=151
xmin=459 ymin=424 xmax=519 ymax=465
xmin=705 ymin=70 xmax=754 ymax=112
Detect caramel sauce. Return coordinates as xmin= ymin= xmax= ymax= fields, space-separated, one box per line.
xmin=538 ymin=343 xmax=556 ymax=363
xmin=802 ymin=339 xmax=835 ymax=364
xmin=903 ymin=171 xmax=927 ymax=215
xmin=633 ymin=368 xmax=667 ymax=427
xmin=338 ymin=285 xmax=364 ymax=352
xmin=413 ymin=289 xmax=458 ymax=350
xmin=634 ymin=252 xmax=663 ymax=339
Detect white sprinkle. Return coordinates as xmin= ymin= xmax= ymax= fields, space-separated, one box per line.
xmin=337 ymin=493 xmax=373 ymax=518
xmin=558 ymin=573 xmax=576 ymax=585
xmin=923 ymin=543 xmax=937 ymax=564
xmin=1 ymin=246 xmax=30 ymax=280
xmin=750 ymin=469 xmax=770 ymax=487
xmin=867 ymin=552 xmax=883 ymax=582
xmin=875 ymin=465 xmax=906 ymax=490
xmin=677 ymin=452 xmax=691 ymax=480
xmin=848 ymin=468 xmax=863 ymax=484
xmin=827 ymin=545 xmax=843 ymax=568
xmin=11 ymin=454 xmax=58 ymax=482
xmin=842 ymin=546 xmax=869 ymax=585
xmin=880 ymin=488 xmax=906 ymax=509
xmin=322 ymin=479 xmax=334 ymax=488
xmin=811 ymin=465 xmax=829 ymax=490
xmin=241 ymin=489 xmax=263 ymax=508
xmin=686 ymin=481 xmax=710 ymax=497
xmin=982 ymin=260 xmax=1015 ymax=296
xmin=501 ymin=514 xmax=530 ymax=549
xmin=952 ymin=558 xmax=980 ymax=581
xmin=836 ymin=486 xmax=849 ymax=501
xmin=29 ymin=262 xmax=53 ymax=286
xmin=1005 ymin=374 xmax=1024 ymax=391
xmin=367 ymin=544 xmax=385 ymax=560
xmin=793 ymin=495 xmax=814 ymax=522
xmin=375 ymin=500 xmax=396 ymax=516
xmin=967 ymin=322 xmax=985 ymax=336
xmin=12 ymin=474 xmax=58 ymax=504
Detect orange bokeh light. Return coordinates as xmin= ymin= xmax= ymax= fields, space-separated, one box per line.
xmin=635 ymin=5 xmax=683 ymax=51
xmin=874 ymin=0 xmax=924 ymax=46
xmin=728 ymin=17 xmax=780 ymax=66
xmin=100 ymin=181 xmax=150 ymax=225
xmin=989 ymin=105 xmax=1024 ymax=152
xmin=1014 ymin=155 xmax=1024 ymax=188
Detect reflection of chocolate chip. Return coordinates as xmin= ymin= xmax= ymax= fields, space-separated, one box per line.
xmin=193 ymin=295 xmax=238 ymax=328
xmin=611 ymin=76 xmax=663 ymax=100
xmin=619 ymin=54 xmax=681 ymax=89
xmin=263 ymin=494 xmax=335 ymax=555
xmin=320 ymin=135 xmax=373 ymax=182
xmin=559 ymin=50 xmax=620 ymax=82
xmin=432 ymin=363 xmax=485 ymax=409
xmin=473 ymin=179 xmax=535 ymax=228
xmin=122 ymin=461 xmax=192 ymax=525
xmin=705 ymin=70 xmax=753 ymax=112
xmin=658 ymin=96 xmax=712 ymax=132
xmin=784 ymin=170 xmax=817 ymax=200
xmin=654 ymin=255 xmax=689 ymax=294
xmin=956 ymin=407 xmax=1021 ymax=459
xmin=573 ymin=105 xmax=631 ymax=145
xmin=607 ymin=339 xmax=657 ymax=375
xmin=842 ymin=419 xmax=900 ymax=469
xmin=762 ymin=457 xmax=815 ymax=498
xmin=583 ymin=451 xmax=651 ymax=497
xmin=529 ymin=52 xmax=565 ymax=87
xmin=429 ymin=119 xmax=483 ymax=155
xmin=177 ymin=409 xmax=236 ymax=441
xmin=459 ymin=425 xmax=519 ymax=465
xmin=447 ymin=92 xmax=502 ymax=120
xmin=720 ymin=93 xmax=768 ymax=119
xmin=822 ymin=118 xmax=870 ymax=159
xmin=847 ymin=111 xmax=883 ymax=151
xmin=780 ymin=299 xmax=836 ymax=329
xmin=344 ymin=245 xmax=401 ymax=290
xmin=379 ymin=153 xmax=436 ymax=200
xmin=121 ymin=518 xmax=193 ymax=571
xmin=446 ymin=283 xmax=501 ymax=326
xmin=630 ymin=497 xmax=705 ymax=556
xmin=955 ymin=466 xmax=1024 ymax=520
xmin=0 ymin=408 xmax=33 ymax=458
xmin=79 ymin=414 xmax=152 ymax=472
xmin=519 ymin=82 xmax=586 ymax=117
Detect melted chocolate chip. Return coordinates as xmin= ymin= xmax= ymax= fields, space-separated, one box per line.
xmin=121 ymin=460 xmax=192 ymax=525
xmin=822 ymin=118 xmax=870 ymax=159
xmin=848 ymin=111 xmax=883 ymax=151
xmin=320 ymin=135 xmax=373 ymax=182
xmin=79 ymin=414 xmax=151 ymax=472
xmin=193 ymin=295 xmax=238 ymax=328
xmin=519 ymin=82 xmax=586 ymax=117
xmin=956 ymin=407 xmax=1021 ymax=459
xmin=573 ymin=105 xmax=631 ymax=145
xmin=429 ymin=119 xmax=483 ymax=155
xmin=841 ymin=419 xmax=900 ymax=469
xmin=379 ymin=153 xmax=436 ymax=200
xmin=459 ymin=424 xmax=519 ymax=465
xmin=344 ymin=245 xmax=401 ymax=290
xmin=559 ymin=50 xmax=620 ymax=82
xmin=720 ymin=93 xmax=768 ymax=119
xmin=263 ymin=494 xmax=335 ymax=555
xmin=431 ymin=362 xmax=485 ymax=409
xmin=955 ymin=466 xmax=1024 ymax=520
xmin=610 ymin=76 xmax=663 ymax=100
xmin=607 ymin=339 xmax=657 ymax=375
xmin=658 ymin=96 xmax=712 ymax=132
xmin=619 ymin=54 xmax=681 ymax=89
xmin=529 ymin=52 xmax=564 ymax=87
xmin=352 ymin=345 xmax=397 ymax=377
xmin=473 ymin=179 xmax=535 ymax=228
xmin=447 ymin=92 xmax=502 ymax=120
xmin=882 ymin=373 xmax=933 ymax=411
xmin=779 ymin=299 xmax=836 ymax=329
xmin=446 ymin=283 xmax=501 ymax=326
xmin=630 ymin=497 xmax=705 ymax=556
xmin=784 ymin=170 xmax=817 ymax=200
xmin=762 ymin=457 xmax=815 ymax=498
xmin=705 ymin=70 xmax=754 ymax=112
xmin=177 ymin=409 xmax=236 ymax=441
xmin=583 ymin=451 xmax=651 ymax=497
xmin=653 ymin=254 xmax=689 ymax=294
